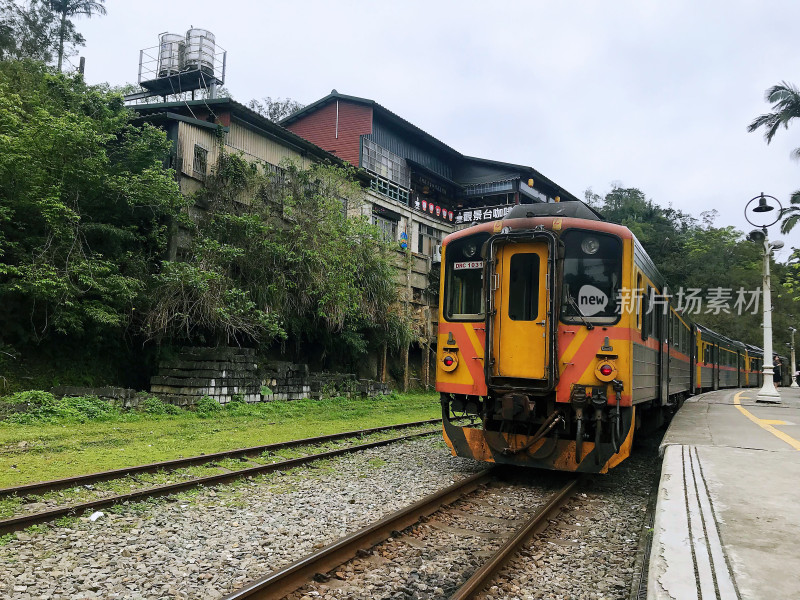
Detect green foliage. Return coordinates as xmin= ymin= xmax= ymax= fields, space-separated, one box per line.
xmin=587 ymin=185 xmax=800 ymax=349
xmin=195 ymin=395 xmax=222 ymax=416
xmin=246 ymin=96 xmax=304 ymax=122
xmin=3 ymin=390 xmax=120 ymax=423
xmin=0 ymin=60 xmax=182 ymax=347
xmin=140 ymin=396 xmax=180 ymax=415
xmin=0 ymin=0 xmax=82 ymax=64
xmin=748 ymin=81 xmax=800 ymax=233
xmin=145 ymin=152 xmax=408 ymax=359
xmin=48 ymin=0 xmax=107 ymax=71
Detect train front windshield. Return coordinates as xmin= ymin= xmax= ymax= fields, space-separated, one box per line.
xmin=560 ymin=230 xmax=622 ymax=325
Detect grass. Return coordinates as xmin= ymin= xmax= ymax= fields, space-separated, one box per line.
xmin=0 ymin=392 xmax=440 ymax=487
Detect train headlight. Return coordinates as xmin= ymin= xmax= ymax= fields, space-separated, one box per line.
xmin=595 ymin=361 xmax=617 ymax=382
xmin=581 ymin=237 xmax=600 ymax=255
xmin=441 ymin=353 xmax=458 ymax=372
xmin=463 ymin=243 xmax=478 ymax=258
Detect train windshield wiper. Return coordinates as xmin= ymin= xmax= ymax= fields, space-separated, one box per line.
xmin=566 ymin=291 xmax=594 ymax=330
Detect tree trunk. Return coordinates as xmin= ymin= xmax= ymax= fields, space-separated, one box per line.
xmin=379 ymin=342 xmax=387 ymax=383
xmin=402 ymin=342 xmax=409 ymax=392
xmin=57 ymin=12 xmax=66 ymax=71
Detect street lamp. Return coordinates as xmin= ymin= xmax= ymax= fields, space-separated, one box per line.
xmin=790 ymin=327 xmax=798 ymax=388
xmin=745 ymin=193 xmax=784 ymax=403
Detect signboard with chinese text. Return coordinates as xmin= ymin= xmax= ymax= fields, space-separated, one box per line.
xmin=455 ymin=204 xmax=514 ymax=224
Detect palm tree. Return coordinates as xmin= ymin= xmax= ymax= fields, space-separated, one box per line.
xmin=748 ymin=82 xmax=800 ymax=233
xmin=48 ymin=0 xmax=106 ymax=71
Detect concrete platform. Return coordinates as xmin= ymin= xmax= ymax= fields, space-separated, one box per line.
xmin=648 ymin=387 xmax=800 ymax=600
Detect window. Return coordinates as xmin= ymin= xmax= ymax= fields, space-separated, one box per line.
xmin=560 ymin=230 xmax=622 ymax=325
xmin=463 ymin=179 xmax=515 ymax=196
xmin=508 ymin=254 xmax=540 ymax=321
xmin=192 ymin=144 xmax=208 ymax=180
xmin=418 ymin=224 xmax=443 ymax=257
xmin=370 ymin=176 xmax=410 ymax=205
xmin=361 ymin=138 xmax=411 ymax=189
xmin=636 ymin=273 xmax=643 ymax=329
xmin=444 ymin=234 xmax=490 ymax=320
xmin=372 ymin=213 xmax=398 ymax=243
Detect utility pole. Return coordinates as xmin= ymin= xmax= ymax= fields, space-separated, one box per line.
xmin=790 ymin=327 xmax=798 ymax=388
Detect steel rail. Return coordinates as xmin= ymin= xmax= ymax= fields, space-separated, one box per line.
xmin=0 ymin=418 xmax=447 ymax=499
xmin=448 ymin=476 xmax=580 ymax=600
xmin=221 ymin=468 xmax=495 ymax=600
xmin=0 ymin=428 xmax=442 ymax=535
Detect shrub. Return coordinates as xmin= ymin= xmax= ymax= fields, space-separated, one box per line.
xmin=4 ymin=392 xmax=120 ymax=424
xmin=195 ymin=395 xmax=222 ymax=417
xmin=141 ymin=396 xmax=180 ymax=415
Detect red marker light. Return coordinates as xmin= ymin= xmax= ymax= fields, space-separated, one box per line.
xmin=599 ymin=364 xmax=614 ymax=377
xmin=443 ymin=356 xmax=454 ymax=367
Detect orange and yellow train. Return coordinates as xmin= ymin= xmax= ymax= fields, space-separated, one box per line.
xmin=436 ymin=201 xmax=768 ymax=473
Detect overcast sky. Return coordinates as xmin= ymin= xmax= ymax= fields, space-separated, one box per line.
xmin=75 ymin=0 xmax=800 ymax=250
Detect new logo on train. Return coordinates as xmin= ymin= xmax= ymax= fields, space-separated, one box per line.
xmin=436 ymin=201 xmax=763 ymax=473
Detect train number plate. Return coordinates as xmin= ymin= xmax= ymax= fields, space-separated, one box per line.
xmin=453 ymin=261 xmax=483 ymax=270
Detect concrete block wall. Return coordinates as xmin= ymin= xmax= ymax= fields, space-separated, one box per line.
xmin=150 ymin=349 xmax=392 ymax=406
xmin=150 ymin=347 xmax=260 ymax=406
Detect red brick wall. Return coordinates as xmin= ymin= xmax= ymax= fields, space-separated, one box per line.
xmin=285 ymin=101 xmax=373 ymax=167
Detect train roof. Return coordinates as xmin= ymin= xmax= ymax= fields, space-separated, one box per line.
xmin=506 ymin=201 xmax=605 ymax=221
xmin=696 ymin=324 xmax=748 ymax=350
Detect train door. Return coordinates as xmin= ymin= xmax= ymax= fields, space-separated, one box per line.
xmin=659 ymin=304 xmax=670 ymax=403
xmin=491 ymin=243 xmax=550 ymax=380
xmin=712 ymin=344 xmax=719 ymax=390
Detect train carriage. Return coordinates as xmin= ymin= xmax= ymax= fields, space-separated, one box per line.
xmin=437 ymin=201 xmax=761 ymax=473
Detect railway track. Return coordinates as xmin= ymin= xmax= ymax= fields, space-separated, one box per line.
xmin=0 ymin=419 xmax=451 ymax=534
xmin=221 ymin=470 xmax=580 ymax=600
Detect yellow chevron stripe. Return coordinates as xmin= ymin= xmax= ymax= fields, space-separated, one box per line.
xmin=559 ymin=328 xmax=590 ymax=375
xmin=464 ymin=324 xmax=484 ymax=361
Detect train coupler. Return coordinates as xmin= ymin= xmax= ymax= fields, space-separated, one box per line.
xmin=570 ymin=386 xmax=589 ymax=463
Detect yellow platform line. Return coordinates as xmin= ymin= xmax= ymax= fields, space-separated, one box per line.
xmin=734 ymin=391 xmax=800 ymax=451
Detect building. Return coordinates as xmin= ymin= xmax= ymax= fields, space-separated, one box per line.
xmin=130 ymin=92 xmax=579 ymax=388
xmin=130 ymin=98 xmax=345 ymax=257
xmin=281 ymin=90 xmax=580 ymax=263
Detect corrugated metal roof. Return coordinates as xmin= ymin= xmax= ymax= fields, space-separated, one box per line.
xmin=281 ymin=90 xmax=580 ymax=203
xmin=131 ymin=98 xmax=342 ymax=164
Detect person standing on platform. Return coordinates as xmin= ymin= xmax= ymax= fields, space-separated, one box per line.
xmin=773 ymin=355 xmax=782 ymax=387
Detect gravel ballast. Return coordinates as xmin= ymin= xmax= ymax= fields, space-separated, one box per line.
xmin=0 ymin=437 xmax=482 ymax=600
xmin=0 ymin=433 xmax=662 ymax=600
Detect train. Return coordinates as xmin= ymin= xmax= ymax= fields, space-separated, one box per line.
xmin=435 ymin=200 xmax=784 ymax=473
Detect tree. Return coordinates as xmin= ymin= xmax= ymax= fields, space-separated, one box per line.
xmin=145 ymin=151 xmax=409 ymax=362
xmin=585 ymin=184 xmax=800 ymax=347
xmin=748 ymin=81 xmax=800 ymax=233
xmin=47 ymin=0 xmax=105 ymax=70
xmin=0 ymin=0 xmax=76 ymax=63
xmin=247 ymin=96 xmax=304 ymax=122
xmin=0 ymin=59 xmax=183 ymax=346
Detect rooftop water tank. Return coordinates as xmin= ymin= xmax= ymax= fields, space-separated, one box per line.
xmin=157 ymin=33 xmax=185 ymax=77
xmin=184 ymin=28 xmax=215 ymax=76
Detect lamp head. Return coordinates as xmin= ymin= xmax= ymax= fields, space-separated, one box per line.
xmin=771 ymin=240 xmax=785 ymax=250
xmin=752 ymin=194 xmax=774 ymax=213
xmin=747 ymin=229 xmax=766 ymax=243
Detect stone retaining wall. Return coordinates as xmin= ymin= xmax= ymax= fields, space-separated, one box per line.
xmin=150 ymin=348 xmax=391 ymax=405
xmin=150 ymin=347 xmax=260 ymax=406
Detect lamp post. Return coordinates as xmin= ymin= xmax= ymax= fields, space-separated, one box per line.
xmin=790 ymin=327 xmax=798 ymax=389
xmin=745 ymin=193 xmax=784 ymax=403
